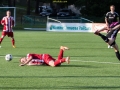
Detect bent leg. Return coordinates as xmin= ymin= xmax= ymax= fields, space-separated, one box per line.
xmin=0 ymin=35 xmax=5 ymax=44
xmin=97 ymin=26 xmax=108 ymax=32
xmin=48 ymin=57 xmax=70 ymax=67
xmin=112 ymin=43 xmax=120 ymax=61
xmin=11 ymin=37 xmax=15 ymax=46
xmin=98 ymin=33 xmax=110 ymax=43
xmin=94 ymin=30 xmax=117 ymax=45
xmin=58 ymin=46 xmax=69 ymax=60
xmin=9 ymin=32 xmax=15 ymax=48
xmin=94 ymin=31 xmax=120 ymax=61
xmin=0 ymin=32 xmax=6 ymax=44
xmin=58 ymin=49 xmax=64 ymax=60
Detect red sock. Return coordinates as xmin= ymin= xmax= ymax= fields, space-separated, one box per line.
xmin=0 ymin=38 xmax=3 ymax=44
xmin=12 ymin=38 xmax=15 ymax=46
xmin=54 ymin=58 xmax=66 ymax=66
xmin=58 ymin=49 xmax=64 ymax=60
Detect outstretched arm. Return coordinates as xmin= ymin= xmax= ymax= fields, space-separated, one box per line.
xmin=1 ymin=17 xmax=5 ymax=25
xmin=105 ymin=17 xmax=109 ymax=29
xmin=20 ymin=56 xmax=33 ymax=66
xmin=27 ymin=62 xmax=43 ymax=66
xmin=109 ymin=24 xmax=120 ymax=31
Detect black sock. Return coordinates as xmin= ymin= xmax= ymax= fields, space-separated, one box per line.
xmin=99 ymin=33 xmax=109 ymax=42
xmin=115 ymin=51 xmax=120 ymax=61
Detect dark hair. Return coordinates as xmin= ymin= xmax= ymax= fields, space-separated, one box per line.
xmin=6 ymin=10 xmax=11 ymax=12
xmin=110 ymin=5 xmax=115 ymax=8
xmin=19 ymin=57 xmax=25 ymax=64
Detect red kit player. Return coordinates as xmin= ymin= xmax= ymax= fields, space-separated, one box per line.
xmin=0 ymin=10 xmax=15 ymax=48
xmin=19 ymin=46 xmax=70 ymax=67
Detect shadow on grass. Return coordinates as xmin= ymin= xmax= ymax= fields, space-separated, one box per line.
xmin=0 ymin=75 xmax=120 ymax=78
xmin=0 ymin=86 xmax=120 ymax=89
xmin=61 ymin=65 xmax=99 ymax=68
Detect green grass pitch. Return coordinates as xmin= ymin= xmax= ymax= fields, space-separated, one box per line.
xmin=0 ymin=31 xmax=120 ymax=90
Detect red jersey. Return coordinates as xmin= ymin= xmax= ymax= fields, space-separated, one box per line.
xmin=27 ymin=53 xmax=56 ymax=65
xmin=1 ymin=16 xmax=14 ymax=32
xmin=27 ymin=53 xmax=44 ymax=64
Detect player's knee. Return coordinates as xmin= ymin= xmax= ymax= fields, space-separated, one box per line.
xmin=1 ymin=35 xmax=4 ymax=38
xmin=110 ymin=41 xmax=116 ymax=46
xmin=105 ymin=38 xmax=109 ymax=43
xmin=52 ymin=65 xmax=56 ymax=67
xmin=48 ymin=61 xmax=56 ymax=67
xmin=50 ymin=64 xmax=56 ymax=67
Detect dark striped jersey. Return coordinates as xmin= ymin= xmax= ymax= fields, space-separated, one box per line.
xmin=105 ymin=12 xmax=119 ymax=24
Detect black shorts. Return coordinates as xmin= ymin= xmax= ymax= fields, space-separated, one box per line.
xmin=106 ymin=22 xmax=120 ymax=38
xmin=106 ymin=30 xmax=114 ymax=38
xmin=106 ymin=29 xmax=119 ymax=39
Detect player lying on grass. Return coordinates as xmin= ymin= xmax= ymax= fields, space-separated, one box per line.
xmin=94 ymin=22 xmax=120 ymax=61
xmin=19 ymin=46 xmax=70 ymax=67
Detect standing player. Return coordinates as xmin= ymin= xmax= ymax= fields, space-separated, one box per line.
xmin=106 ymin=5 xmax=119 ymax=48
xmin=94 ymin=22 xmax=120 ymax=61
xmin=0 ymin=10 xmax=15 ymax=48
xmin=19 ymin=46 xmax=70 ymax=67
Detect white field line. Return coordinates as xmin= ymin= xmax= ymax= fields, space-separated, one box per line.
xmin=71 ymin=60 xmax=120 ymax=65
xmin=0 ymin=55 xmax=21 ymax=58
xmin=0 ymin=55 xmax=120 ymax=65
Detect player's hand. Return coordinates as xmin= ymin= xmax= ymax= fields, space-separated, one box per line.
xmin=106 ymin=30 xmax=109 ymax=33
xmin=19 ymin=64 xmax=24 ymax=66
xmin=1 ymin=23 xmax=4 ymax=25
xmin=106 ymin=28 xmax=112 ymax=33
xmin=106 ymin=26 xmax=110 ymax=29
xmin=11 ymin=25 xmax=13 ymax=28
xmin=106 ymin=23 xmax=110 ymax=29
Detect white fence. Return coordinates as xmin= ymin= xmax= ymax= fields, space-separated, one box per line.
xmin=47 ymin=23 xmax=106 ymax=32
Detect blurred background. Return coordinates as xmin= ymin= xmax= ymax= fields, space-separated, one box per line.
xmin=0 ymin=0 xmax=120 ymax=29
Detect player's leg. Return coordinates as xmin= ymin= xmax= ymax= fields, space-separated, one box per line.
xmin=9 ymin=32 xmax=15 ymax=48
xmin=0 ymin=31 xmax=6 ymax=45
xmin=111 ymin=42 xmax=120 ymax=60
xmin=48 ymin=57 xmax=70 ymax=67
xmin=107 ymin=44 xmax=113 ymax=49
xmin=51 ymin=46 xmax=69 ymax=66
xmin=94 ymin=28 xmax=119 ymax=45
xmin=94 ymin=31 xmax=110 ymax=43
xmin=106 ymin=23 xmax=120 ymax=48
xmin=106 ymin=28 xmax=119 ymax=50
xmin=96 ymin=26 xmax=108 ymax=33
xmin=0 ymin=35 xmax=5 ymax=44
xmin=106 ymin=31 xmax=114 ymax=48
xmin=11 ymin=37 xmax=15 ymax=48
xmin=44 ymin=46 xmax=70 ymax=67
xmin=110 ymin=23 xmax=120 ymax=31
xmin=94 ymin=29 xmax=120 ymax=61
xmin=98 ymin=23 xmax=120 ymax=48
xmin=57 ymin=46 xmax=69 ymax=60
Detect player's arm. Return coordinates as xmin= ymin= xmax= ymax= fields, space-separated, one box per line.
xmin=1 ymin=17 xmax=5 ymax=25
xmin=117 ymin=17 xmax=119 ymax=22
xmin=109 ymin=24 xmax=120 ymax=31
xmin=27 ymin=62 xmax=43 ymax=66
xmin=11 ymin=17 xmax=14 ymax=28
xmin=105 ymin=13 xmax=109 ymax=29
xmin=116 ymin=12 xmax=119 ymax=22
xmin=97 ymin=16 xmax=109 ymax=32
xmin=105 ymin=17 xmax=109 ymax=28
xmin=20 ymin=56 xmax=33 ymax=66
xmin=108 ymin=13 xmax=120 ymax=31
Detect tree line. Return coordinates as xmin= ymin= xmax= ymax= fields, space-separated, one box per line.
xmin=2 ymin=0 xmax=120 ymax=17
xmin=72 ymin=0 xmax=120 ymax=17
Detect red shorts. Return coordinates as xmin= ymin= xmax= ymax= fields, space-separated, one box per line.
xmin=43 ymin=54 xmax=56 ymax=65
xmin=2 ymin=31 xmax=14 ymax=37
